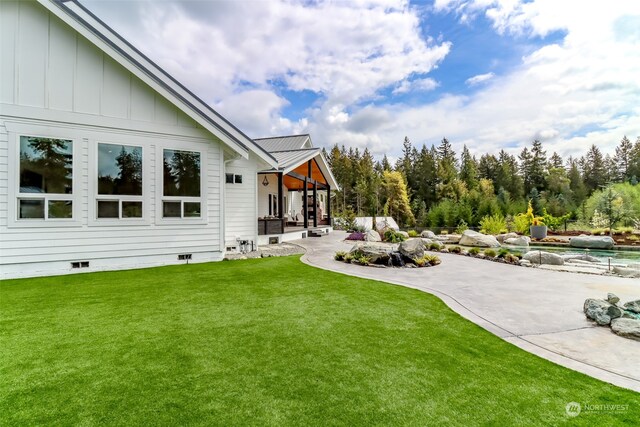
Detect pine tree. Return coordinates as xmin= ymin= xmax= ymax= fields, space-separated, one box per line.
xmin=614 ymin=136 xmax=633 ymax=182
xmin=583 ymin=144 xmax=607 ymax=192
xmin=528 ymin=187 xmax=543 ymax=216
xmin=529 ymin=140 xmax=547 ymax=192
xmin=549 ymin=152 xmax=563 ymax=169
xmin=459 ymin=145 xmax=478 ymax=190
xmin=518 ymin=147 xmax=533 ymax=194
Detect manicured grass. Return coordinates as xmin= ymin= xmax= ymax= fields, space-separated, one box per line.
xmin=1 ymin=256 xmax=638 ymax=425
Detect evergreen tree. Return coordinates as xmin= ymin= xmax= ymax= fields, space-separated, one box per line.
xmin=529 ymin=140 xmax=547 ymax=192
xmin=382 ymin=170 xmax=415 ymax=226
xmin=583 ymin=144 xmax=607 ymax=192
xmin=614 ymin=136 xmax=633 ymax=182
xmin=528 ymin=187 xmax=543 ymax=216
xmin=518 ymin=147 xmax=533 ymax=194
xmin=459 ymin=145 xmax=478 ymax=190
xmin=549 ymin=151 xmax=563 ymax=169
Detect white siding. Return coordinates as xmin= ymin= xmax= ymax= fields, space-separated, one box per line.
xmin=224 ymin=156 xmax=257 ymax=248
xmin=0 ymin=2 xmax=234 ymax=278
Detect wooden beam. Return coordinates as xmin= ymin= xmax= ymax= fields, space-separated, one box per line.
xmin=327 ymin=185 xmax=331 ymax=225
xmin=303 ymin=176 xmax=308 ymax=229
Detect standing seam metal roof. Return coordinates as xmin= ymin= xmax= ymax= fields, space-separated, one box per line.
xmin=253 ymin=135 xmax=310 ymax=153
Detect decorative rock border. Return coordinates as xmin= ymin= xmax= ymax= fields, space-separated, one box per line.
xmin=584 ymin=294 xmax=640 ymax=341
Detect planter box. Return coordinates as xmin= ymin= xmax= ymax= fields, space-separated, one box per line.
xmin=530 ymin=225 xmax=548 ymax=240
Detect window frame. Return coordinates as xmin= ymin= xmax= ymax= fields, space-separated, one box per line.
xmin=7 ymin=127 xmax=81 ymax=228
xmin=91 ymin=140 xmax=146 ymax=224
xmin=156 ymin=144 xmax=207 ymax=225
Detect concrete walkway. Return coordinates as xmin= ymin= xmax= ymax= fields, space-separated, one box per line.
xmin=296 ymin=232 xmax=640 ymax=393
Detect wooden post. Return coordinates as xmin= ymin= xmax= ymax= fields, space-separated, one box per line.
xmin=327 ymin=185 xmax=331 ymax=225
xmin=303 ymin=177 xmax=308 ymax=229
xmin=313 ymin=180 xmax=318 ymax=228
xmin=277 ymin=173 xmax=283 ymax=219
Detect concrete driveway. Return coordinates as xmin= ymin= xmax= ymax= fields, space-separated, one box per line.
xmin=296 ymin=231 xmax=640 ymax=393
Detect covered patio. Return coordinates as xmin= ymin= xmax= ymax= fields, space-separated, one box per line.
xmin=257 ymin=148 xmax=338 ymax=238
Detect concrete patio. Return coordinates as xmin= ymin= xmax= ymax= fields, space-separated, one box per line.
xmin=296 ymin=231 xmax=640 ymax=393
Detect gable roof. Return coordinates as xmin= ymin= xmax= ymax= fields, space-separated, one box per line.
xmin=254 ymin=134 xmax=311 ymax=152
xmin=41 ymin=0 xmax=277 ymax=168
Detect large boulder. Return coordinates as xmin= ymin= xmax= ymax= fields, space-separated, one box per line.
xmin=441 ymin=234 xmax=462 ymax=244
xmin=398 ymin=231 xmax=410 ymax=239
xmin=610 ymin=318 xmax=640 ymax=341
xmin=522 ymin=250 xmax=564 ymax=265
xmin=365 ymin=230 xmax=381 ymax=242
xmin=583 ymin=298 xmax=623 ymax=325
xmin=459 ymin=230 xmax=501 ymax=248
xmin=350 ymin=243 xmax=392 ymax=264
xmin=563 ymin=254 xmax=601 ymax=263
xmin=569 ymin=235 xmax=615 ymax=249
xmin=398 ymin=238 xmax=425 ymax=259
xmin=612 ymin=266 xmax=640 ymax=278
xmin=496 ymin=232 xmax=518 ymax=243
xmin=421 ymin=230 xmax=437 ymax=239
xmin=624 ymin=300 xmax=640 ymax=314
xmin=504 ymin=236 xmax=530 ymax=246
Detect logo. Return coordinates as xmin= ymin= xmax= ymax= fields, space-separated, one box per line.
xmin=566 ymin=402 xmax=581 ymax=417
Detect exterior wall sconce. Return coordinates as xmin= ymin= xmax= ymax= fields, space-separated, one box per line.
xmin=262 ymin=175 xmax=269 ymax=186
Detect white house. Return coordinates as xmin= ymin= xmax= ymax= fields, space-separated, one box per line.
xmin=0 ymin=0 xmax=338 ymax=279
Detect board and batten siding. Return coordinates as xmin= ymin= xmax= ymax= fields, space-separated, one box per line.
xmin=224 ymin=156 xmax=258 ymax=248
xmin=0 ymin=1 xmax=231 ymax=278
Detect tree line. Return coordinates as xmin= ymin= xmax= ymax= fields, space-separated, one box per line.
xmin=325 ymin=136 xmax=640 ymax=228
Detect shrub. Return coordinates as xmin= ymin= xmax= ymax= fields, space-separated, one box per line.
xmin=346 ymin=232 xmax=365 ymax=241
xmin=511 ymin=251 xmax=522 ymax=259
xmin=542 ymin=208 xmax=571 ymax=231
xmin=343 ymin=253 xmax=354 ymax=263
xmin=514 ymin=200 xmax=544 ymax=234
xmin=504 ymin=253 xmax=520 ymax=264
xmin=455 ymin=220 xmax=468 ymax=235
xmin=383 ymin=229 xmax=406 ymax=243
xmin=479 ymin=214 xmax=507 ymax=235
xmin=468 ymin=247 xmax=480 ymax=255
xmin=407 ymin=229 xmax=419 ymax=237
xmin=423 ymin=254 xmax=441 ymax=265
xmin=334 ymin=251 xmax=347 ymax=261
xmin=428 ymin=242 xmax=441 ymax=251
xmin=450 ymin=246 xmax=462 ymax=254
xmin=483 ymin=248 xmax=497 ymax=258
xmin=498 ymin=248 xmax=510 ymax=258
xmin=353 ymin=254 xmax=371 ymax=266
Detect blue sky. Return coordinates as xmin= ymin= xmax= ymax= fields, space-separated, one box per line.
xmin=84 ymin=0 xmax=640 ymax=159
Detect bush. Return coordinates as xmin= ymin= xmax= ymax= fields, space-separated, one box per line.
xmin=344 ymin=253 xmax=354 ymax=263
xmin=504 ymin=253 xmax=520 ymax=264
xmin=428 ymin=242 xmax=442 ymax=251
xmin=450 ymin=246 xmax=462 ymax=254
xmin=483 ymin=249 xmax=497 ymax=258
xmin=498 ymin=248 xmax=510 ymax=258
xmin=352 ymin=254 xmax=371 ymax=266
xmin=334 ymin=251 xmax=347 ymax=261
xmin=455 ymin=220 xmax=468 ymax=234
xmin=468 ymin=247 xmax=480 ymax=255
xmin=479 ymin=214 xmax=507 ymax=235
xmin=383 ymin=229 xmax=406 ymax=243
xmin=346 ymin=232 xmax=365 ymax=241
xmin=407 ymin=230 xmax=419 ymax=237
xmin=414 ymin=254 xmax=441 ymax=267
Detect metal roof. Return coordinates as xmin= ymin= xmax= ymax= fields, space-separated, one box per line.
xmin=254 ymin=134 xmax=311 ymax=153
xmin=43 ymin=0 xmax=277 ymax=167
xmin=269 ymin=148 xmax=320 ymax=171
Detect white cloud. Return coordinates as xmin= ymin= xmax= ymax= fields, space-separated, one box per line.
xmin=465 ymin=72 xmax=495 ymax=86
xmin=393 ymin=77 xmax=439 ymax=94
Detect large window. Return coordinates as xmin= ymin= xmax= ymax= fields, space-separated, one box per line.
xmin=162 ymin=149 xmax=202 ymax=218
xmin=18 ymin=136 xmax=73 ymax=220
xmin=97 ymin=143 xmax=143 ymax=219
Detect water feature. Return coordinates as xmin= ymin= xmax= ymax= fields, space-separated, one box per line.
xmin=522 ymin=245 xmax=640 ymax=266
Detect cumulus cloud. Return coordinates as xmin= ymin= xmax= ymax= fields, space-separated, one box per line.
xmin=83 ymin=0 xmax=640 ymax=159
xmin=465 ymin=72 xmax=495 ymax=86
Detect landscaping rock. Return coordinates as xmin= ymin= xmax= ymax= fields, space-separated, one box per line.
xmin=610 ymin=318 xmax=640 ymax=341
xmin=441 ymin=234 xmax=462 ymax=244
xmin=459 ymin=230 xmax=501 ymax=248
xmin=519 ymin=259 xmax=532 ymax=267
xmin=627 ymin=263 xmax=640 ymax=270
xmin=583 ymin=298 xmax=622 ymax=325
xmin=350 ymin=243 xmax=392 ymax=264
xmin=398 ymin=231 xmax=410 ymax=239
xmin=607 ymin=293 xmax=620 ymax=304
xmin=398 ymin=238 xmax=425 ymax=259
xmin=562 ymin=254 xmax=601 ymax=263
xmin=421 ymin=238 xmax=444 ymax=249
xmin=421 ymin=230 xmax=437 ymax=239
xmin=496 ymin=232 xmax=518 ymax=243
xmin=522 ymin=250 xmax=564 ymax=265
xmin=624 ymin=300 xmax=640 ymax=313
xmin=569 ymin=235 xmax=615 ymax=249
xmin=504 ymin=236 xmax=530 ymax=246
xmin=612 ymin=266 xmax=640 ymax=278
xmin=365 ymin=229 xmax=381 ymax=242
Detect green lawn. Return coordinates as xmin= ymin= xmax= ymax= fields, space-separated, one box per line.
xmin=1 ymin=257 xmax=638 ymax=425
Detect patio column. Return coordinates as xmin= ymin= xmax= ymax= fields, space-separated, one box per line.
xmin=313 ymin=180 xmax=318 ymax=228
xmin=303 ymin=176 xmax=309 ymax=229
xmin=277 ymin=173 xmax=284 ymax=219
xmin=327 ymin=185 xmax=331 ymax=225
